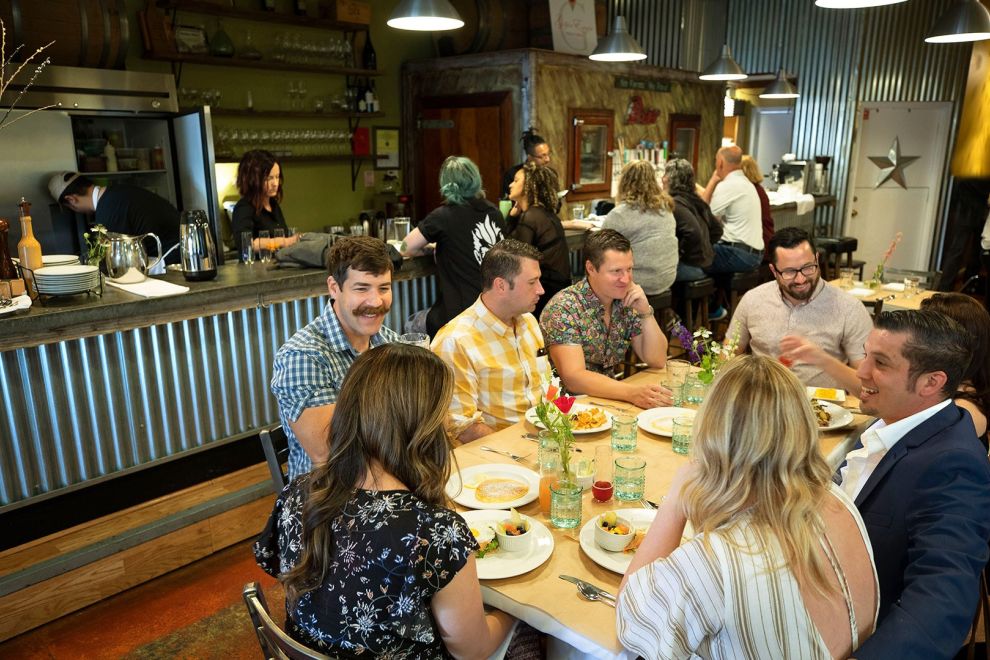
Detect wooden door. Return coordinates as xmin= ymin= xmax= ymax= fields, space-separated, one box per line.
xmin=415 ymin=92 xmax=514 ymax=219
xmin=566 ymin=108 xmax=614 ymax=201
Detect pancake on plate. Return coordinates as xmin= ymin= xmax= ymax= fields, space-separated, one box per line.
xmin=475 ymin=478 xmax=529 ymax=503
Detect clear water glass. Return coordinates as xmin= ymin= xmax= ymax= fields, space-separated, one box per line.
xmin=666 ymin=359 xmax=691 ymax=405
xmin=614 ymin=456 xmax=646 ymax=501
xmin=258 ymin=230 xmax=271 ymax=263
xmin=240 ymin=231 xmax=254 ymax=264
xmin=399 ymin=333 xmax=430 ymax=349
xmin=903 ymin=275 xmax=921 ymax=297
xmin=683 ymin=374 xmax=708 ymax=406
xmin=550 ymin=481 xmax=582 ymax=528
xmin=672 ymin=416 xmax=694 ymax=456
xmin=610 ymin=413 xmax=638 ymax=452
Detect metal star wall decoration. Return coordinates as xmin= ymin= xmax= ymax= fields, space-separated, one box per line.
xmin=868 ymin=137 xmax=920 ymax=189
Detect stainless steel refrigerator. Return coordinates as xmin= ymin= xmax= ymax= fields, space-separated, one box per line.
xmin=0 ymin=65 xmax=220 ymax=262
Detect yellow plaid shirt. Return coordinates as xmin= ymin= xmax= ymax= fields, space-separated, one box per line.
xmin=431 ymin=297 xmax=546 ymax=435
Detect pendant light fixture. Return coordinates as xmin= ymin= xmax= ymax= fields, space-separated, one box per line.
xmin=925 ymin=0 xmax=990 ymax=43
xmin=699 ymin=0 xmax=747 ymax=81
xmin=699 ymin=44 xmax=748 ymax=80
xmin=589 ymin=16 xmax=647 ymax=61
xmin=387 ymin=0 xmax=464 ymax=31
xmin=759 ymin=69 xmax=799 ymax=99
xmin=815 ymin=0 xmax=907 ymax=7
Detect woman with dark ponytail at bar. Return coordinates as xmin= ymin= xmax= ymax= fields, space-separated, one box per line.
xmin=501 ymin=127 xmax=552 ymax=198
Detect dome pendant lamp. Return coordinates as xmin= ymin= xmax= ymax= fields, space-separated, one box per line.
xmin=815 ymin=0 xmax=907 ymax=8
xmin=699 ymin=43 xmax=748 ymax=81
xmin=925 ymin=0 xmax=990 ymax=43
xmin=760 ymin=69 xmax=799 ymax=99
xmin=387 ymin=0 xmax=464 ymax=32
xmin=589 ymin=16 xmax=647 ymax=61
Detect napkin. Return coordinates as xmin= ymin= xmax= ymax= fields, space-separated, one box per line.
xmin=847 ymin=287 xmax=874 ymax=297
xmin=106 ymin=278 xmax=190 ymax=298
xmin=795 ymin=193 xmax=816 ymax=215
xmin=882 ymin=282 xmax=905 ymax=292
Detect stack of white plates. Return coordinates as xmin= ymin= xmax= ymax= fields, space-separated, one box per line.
xmin=33 ymin=264 xmax=100 ymax=295
xmin=13 ymin=254 xmax=81 ymax=267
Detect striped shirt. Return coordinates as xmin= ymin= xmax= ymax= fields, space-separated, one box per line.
xmin=431 ymin=297 xmax=545 ymax=436
xmin=617 ymin=485 xmax=878 ymax=659
xmin=271 ymin=302 xmax=398 ymax=480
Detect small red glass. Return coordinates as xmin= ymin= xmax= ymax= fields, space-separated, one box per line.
xmin=592 ymin=446 xmax=614 ymax=502
xmin=778 ymin=355 xmax=794 ymax=368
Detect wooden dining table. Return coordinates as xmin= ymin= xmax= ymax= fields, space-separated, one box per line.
xmin=829 ymin=279 xmax=937 ymax=311
xmin=451 ymin=367 xmax=871 ymax=659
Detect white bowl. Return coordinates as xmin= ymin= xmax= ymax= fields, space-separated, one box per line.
xmin=493 ymin=515 xmax=533 ymax=553
xmin=594 ymin=513 xmax=635 ymax=552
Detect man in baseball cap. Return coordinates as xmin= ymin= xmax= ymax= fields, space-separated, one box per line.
xmin=49 ymin=171 xmax=181 ymax=263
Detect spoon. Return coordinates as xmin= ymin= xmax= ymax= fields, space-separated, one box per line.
xmin=576 ymin=582 xmax=616 ymax=607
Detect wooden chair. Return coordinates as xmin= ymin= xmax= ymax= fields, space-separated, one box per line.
xmin=882 ymin=267 xmax=942 ymax=291
xmin=862 ymin=298 xmax=884 ymax=318
xmin=672 ymin=277 xmax=715 ymax=333
xmin=260 ymin=426 xmax=289 ymax=492
xmin=242 ymin=582 xmax=332 ymax=660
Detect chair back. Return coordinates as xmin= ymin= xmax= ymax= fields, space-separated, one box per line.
xmin=242 ymin=582 xmax=332 ymax=660
xmin=862 ymin=298 xmax=884 ymax=318
xmin=260 ymin=426 xmax=289 ymax=492
xmin=883 ymin=267 xmax=942 ymax=291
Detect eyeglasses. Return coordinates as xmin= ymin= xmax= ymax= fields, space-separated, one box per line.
xmin=775 ymin=263 xmax=819 ymax=280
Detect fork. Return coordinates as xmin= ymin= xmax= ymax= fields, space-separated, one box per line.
xmin=480 ymin=446 xmax=531 ymax=462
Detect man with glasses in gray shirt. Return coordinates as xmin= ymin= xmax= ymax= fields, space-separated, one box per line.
xmin=727 ymin=227 xmax=873 ymax=392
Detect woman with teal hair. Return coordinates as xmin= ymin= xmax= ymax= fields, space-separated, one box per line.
xmin=404 ymin=156 xmax=507 ymax=335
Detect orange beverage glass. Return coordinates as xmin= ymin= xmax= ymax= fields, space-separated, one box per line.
xmin=539 ymin=475 xmax=556 ymax=515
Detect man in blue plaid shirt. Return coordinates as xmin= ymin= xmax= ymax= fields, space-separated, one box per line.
xmin=271 ymin=236 xmax=399 ymax=480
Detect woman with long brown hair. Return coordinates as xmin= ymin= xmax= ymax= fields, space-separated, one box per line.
xmin=922 ymin=292 xmax=990 ymax=441
xmin=254 ymin=344 xmax=514 ymax=658
xmin=506 ymin=161 xmax=570 ymax=315
xmin=232 ymin=149 xmax=297 ymax=256
xmin=618 ymin=355 xmax=878 ymax=658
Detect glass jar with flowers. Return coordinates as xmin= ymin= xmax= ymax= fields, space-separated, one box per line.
xmin=870 ymin=231 xmax=903 ymax=289
xmin=533 ymin=376 xmax=582 ymax=526
xmin=671 ymin=323 xmax=740 ymax=388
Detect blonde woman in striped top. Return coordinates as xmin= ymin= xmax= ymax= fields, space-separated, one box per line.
xmin=617 ymin=356 xmax=878 ymax=659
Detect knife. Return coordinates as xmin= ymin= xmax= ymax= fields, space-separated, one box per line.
xmin=559 ymin=574 xmax=617 ymax=601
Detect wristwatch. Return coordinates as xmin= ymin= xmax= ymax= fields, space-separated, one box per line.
xmin=636 ymin=305 xmax=654 ymax=319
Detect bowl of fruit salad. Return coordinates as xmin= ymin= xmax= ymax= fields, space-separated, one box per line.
xmin=595 ymin=511 xmax=635 ymax=552
xmin=494 ymin=508 xmax=532 ymax=552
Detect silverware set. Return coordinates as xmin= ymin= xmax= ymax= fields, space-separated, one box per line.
xmin=560 ymin=575 xmax=616 ymax=607
xmin=479 ymin=446 xmax=531 ymax=462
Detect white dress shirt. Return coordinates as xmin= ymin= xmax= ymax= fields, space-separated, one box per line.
xmin=709 ymin=169 xmax=763 ymax=249
xmin=840 ymin=398 xmax=952 ymax=500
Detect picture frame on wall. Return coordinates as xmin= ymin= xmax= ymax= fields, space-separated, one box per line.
xmin=174 ymin=25 xmax=209 ymax=54
xmin=374 ymin=127 xmax=400 ymax=170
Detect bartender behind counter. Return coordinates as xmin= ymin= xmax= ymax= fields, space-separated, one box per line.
xmin=232 ymin=149 xmax=298 ymax=255
xmin=48 ymin=171 xmax=181 ymax=264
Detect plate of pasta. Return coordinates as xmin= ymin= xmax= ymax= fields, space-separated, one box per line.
xmin=525 ymin=403 xmax=612 ymax=434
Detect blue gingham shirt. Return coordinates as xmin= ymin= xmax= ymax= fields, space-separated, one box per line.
xmin=271 ymin=302 xmax=399 ymax=479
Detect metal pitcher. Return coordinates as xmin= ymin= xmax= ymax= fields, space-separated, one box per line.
xmin=104 ymin=232 xmax=162 ymax=284
xmin=179 ymin=210 xmax=217 ymax=281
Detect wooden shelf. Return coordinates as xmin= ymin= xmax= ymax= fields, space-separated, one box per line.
xmin=207 ymin=109 xmax=384 ymax=120
xmin=84 ymin=169 xmax=168 ymax=176
xmin=160 ymin=0 xmax=369 ymax=31
xmin=215 ymin=154 xmax=383 ymax=164
xmin=143 ymin=51 xmax=382 ymax=76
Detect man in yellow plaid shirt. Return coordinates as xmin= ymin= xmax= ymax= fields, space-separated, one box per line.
xmin=432 ymin=239 xmax=548 ymax=442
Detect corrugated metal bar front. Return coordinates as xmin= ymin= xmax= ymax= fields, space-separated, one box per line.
xmin=0 ymin=275 xmax=435 ymax=508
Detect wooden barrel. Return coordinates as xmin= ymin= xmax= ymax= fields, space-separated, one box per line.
xmin=434 ymin=0 xmax=529 ymax=57
xmin=0 ymin=0 xmax=129 ymax=70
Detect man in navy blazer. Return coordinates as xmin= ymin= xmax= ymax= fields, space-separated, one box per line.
xmin=839 ymin=310 xmax=990 ymax=658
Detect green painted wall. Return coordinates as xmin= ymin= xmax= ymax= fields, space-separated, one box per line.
xmin=123 ymin=0 xmax=434 ymax=231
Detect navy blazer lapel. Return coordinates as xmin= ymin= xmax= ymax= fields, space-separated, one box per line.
xmin=853 ymin=403 xmax=964 ymax=507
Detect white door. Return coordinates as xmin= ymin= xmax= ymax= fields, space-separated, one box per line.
xmin=843 ymin=102 xmax=952 ymax=275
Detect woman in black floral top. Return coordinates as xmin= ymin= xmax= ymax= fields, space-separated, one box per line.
xmin=254 ymin=344 xmax=515 ymax=658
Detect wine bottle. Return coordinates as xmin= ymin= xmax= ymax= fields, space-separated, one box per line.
xmin=17 ymin=198 xmax=43 ymax=295
xmin=0 ymin=218 xmax=25 ymax=297
xmin=362 ymin=31 xmax=376 ymax=70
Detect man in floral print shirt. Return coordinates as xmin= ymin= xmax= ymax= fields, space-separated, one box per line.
xmin=540 ymin=229 xmax=671 ymax=408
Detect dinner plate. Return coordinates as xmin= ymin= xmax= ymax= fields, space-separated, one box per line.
xmin=637 ymin=407 xmax=696 ymax=437
xmin=34 ymin=264 xmax=98 ymax=277
xmin=806 ymin=386 xmax=846 ymax=403
xmin=815 ymin=400 xmax=855 ymax=432
xmin=525 ymin=402 xmax=613 ymax=434
xmin=13 ymin=254 xmax=79 ymax=266
xmin=446 ymin=463 xmax=540 ymax=510
xmin=579 ymin=509 xmax=658 ymax=574
xmin=458 ymin=510 xmax=554 ymax=580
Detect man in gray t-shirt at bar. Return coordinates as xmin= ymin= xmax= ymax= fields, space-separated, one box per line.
xmin=727 ymin=227 xmax=872 ymax=392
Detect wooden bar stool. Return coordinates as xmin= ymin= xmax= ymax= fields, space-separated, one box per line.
xmin=714 ymin=269 xmax=761 ymax=319
xmin=672 ymin=277 xmax=715 ymax=333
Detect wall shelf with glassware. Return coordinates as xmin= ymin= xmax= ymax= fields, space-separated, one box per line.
xmin=216 ymin=155 xmax=383 ymax=164
xmin=143 ymin=51 xmax=381 ymax=76
xmin=208 ymin=109 xmax=384 ymax=120
xmin=159 ymin=0 xmax=370 ymax=31
xmin=84 ymin=169 xmax=170 ymax=176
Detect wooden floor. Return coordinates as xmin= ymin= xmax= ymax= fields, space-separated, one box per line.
xmin=0 ymin=539 xmax=280 ymax=659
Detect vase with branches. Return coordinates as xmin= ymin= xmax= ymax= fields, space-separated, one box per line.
xmin=0 ymin=19 xmax=55 ymax=134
